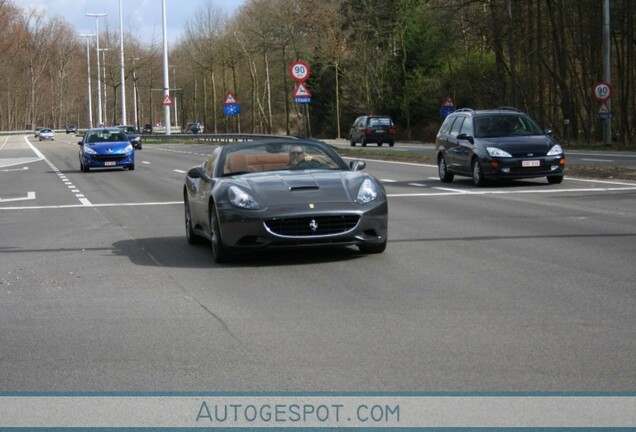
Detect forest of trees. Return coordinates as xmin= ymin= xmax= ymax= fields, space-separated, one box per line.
xmin=1 ymin=0 xmax=635 ymax=145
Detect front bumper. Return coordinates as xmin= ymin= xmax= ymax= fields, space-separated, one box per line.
xmin=481 ymin=156 xmax=565 ymax=179
xmin=217 ymin=200 xmax=388 ymax=250
xmin=82 ymin=152 xmax=134 ymax=169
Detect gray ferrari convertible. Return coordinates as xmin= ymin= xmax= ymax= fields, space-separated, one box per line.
xmin=183 ymin=139 xmax=388 ymax=263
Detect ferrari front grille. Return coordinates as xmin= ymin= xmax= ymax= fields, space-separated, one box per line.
xmin=264 ymin=215 xmax=360 ymax=237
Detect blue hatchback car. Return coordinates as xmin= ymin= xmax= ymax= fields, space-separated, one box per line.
xmin=78 ymin=127 xmax=135 ymax=172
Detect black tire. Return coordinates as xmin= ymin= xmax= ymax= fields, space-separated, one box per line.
xmin=361 ymin=138 xmax=367 ymax=147
xmin=184 ymin=197 xmax=201 ymax=245
xmin=128 ymin=164 xmax=135 ymax=171
xmin=388 ymin=141 xmax=394 ymax=147
xmin=359 ymin=239 xmax=387 ymax=254
xmin=81 ymin=160 xmax=89 ymax=172
xmin=210 ymin=203 xmax=230 ymax=263
xmin=377 ymin=142 xmax=383 ymax=147
xmin=547 ymin=175 xmax=563 ymax=184
xmin=350 ymin=138 xmax=356 ymax=147
xmin=438 ymin=155 xmax=454 ymax=183
xmin=472 ymin=158 xmax=486 ymax=187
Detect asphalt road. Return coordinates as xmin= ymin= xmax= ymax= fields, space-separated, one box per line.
xmin=1 ymin=134 xmax=635 ymax=392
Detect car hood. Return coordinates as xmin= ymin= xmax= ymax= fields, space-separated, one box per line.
xmin=85 ymin=142 xmax=132 ymax=154
xmin=230 ymin=171 xmax=373 ymax=205
xmin=478 ymin=135 xmax=561 ymax=154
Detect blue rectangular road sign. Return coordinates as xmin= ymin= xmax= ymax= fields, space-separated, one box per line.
xmin=294 ymin=97 xmax=311 ymax=104
xmin=223 ymin=103 xmax=240 ymax=116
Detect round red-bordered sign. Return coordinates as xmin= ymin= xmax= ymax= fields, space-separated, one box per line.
xmin=593 ymin=81 xmax=611 ymax=102
xmin=289 ymin=60 xmax=310 ymax=82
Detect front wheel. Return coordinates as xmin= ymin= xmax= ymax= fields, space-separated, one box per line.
xmin=438 ymin=155 xmax=454 ymax=183
xmin=184 ymin=198 xmax=201 ymax=245
xmin=210 ymin=204 xmax=230 ymax=263
xmin=547 ymin=175 xmax=563 ymax=184
xmin=472 ymin=158 xmax=486 ymax=187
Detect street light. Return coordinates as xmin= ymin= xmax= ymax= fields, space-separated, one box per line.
xmin=169 ymin=65 xmax=178 ymax=129
xmin=79 ymin=33 xmax=96 ymax=129
xmin=86 ymin=12 xmax=107 ymax=126
xmin=161 ymin=0 xmax=170 ymax=135
xmin=119 ymin=0 xmax=127 ymax=125
xmin=130 ymin=58 xmax=141 ymax=130
xmin=99 ymin=47 xmax=110 ymax=123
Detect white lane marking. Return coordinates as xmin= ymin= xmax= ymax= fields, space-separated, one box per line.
xmin=567 ymin=177 xmax=636 ymax=186
xmin=0 ymin=192 xmax=36 ymax=203
xmin=388 ymin=185 xmax=636 ymax=197
xmin=23 ymin=136 xmax=92 ymax=206
xmin=581 ymin=158 xmax=613 ymax=162
xmin=380 ymin=179 xmax=397 ymax=182
xmin=173 ymin=169 xmax=186 ymax=174
xmin=0 ymin=201 xmax=181 ymax=210
xmin=432 ymin=186 xmax=470 ymax=194
xmin=1 ymin=166 xmax=29 ymax=172
xmin=408 ymin=183 xmax=427 ymax=187
xmin=142 ymin=161 xmax=151 ymax=164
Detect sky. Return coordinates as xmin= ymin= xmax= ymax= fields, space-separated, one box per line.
xmin=11 ymin=0 xmax=245 ymax=44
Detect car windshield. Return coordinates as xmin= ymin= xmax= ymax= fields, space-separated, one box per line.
xmin=368 ymin=117 xmax=392 ymax=126
xmin=87 ymin=130 xmax=127 ymax=143
xmin=222 ymin=142 xmax=342 ymax=176
xmin=474 ymin=114 xmax=544 ymax=138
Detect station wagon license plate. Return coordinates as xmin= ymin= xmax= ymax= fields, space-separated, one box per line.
xmin=104 ymin=161 xmax=116 ymax=166
xmin=375 ymin=129 xmax=385 ymax=133
xmin=522 ymin=160 xmax=540 ymax=167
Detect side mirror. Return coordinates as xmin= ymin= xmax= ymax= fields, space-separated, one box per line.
xmin=349 ymin=160 xmax=366 ymax=171
xmin=457 ymin=133 xmax=474 ymax=144
xmin=187 ymin=166 xmax=210 ymax=181
xmin=77 ymin=141 xmax=83 ymax=145
xmin=544 ymin=128 xmax=554 ymax=136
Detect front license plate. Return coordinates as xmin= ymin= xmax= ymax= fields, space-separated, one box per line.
xmin=522 ymin=160 xmax=540 ymax=167
xmin=104 ymin=161 xmax=116 ymax=166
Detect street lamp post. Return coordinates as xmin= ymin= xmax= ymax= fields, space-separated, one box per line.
xmin=161 ymin=0 xmax=170 ymax=135
xmin=131 ymin=57 xmax=140 ymax=130
xmin=119 ymin=0 xmax=127 ymax=125
xmin=169 ymin=65 xmax=178 ymax=130
xmin=86 ymin=13 xmax=107 ymax=126
xmin=79 ymin=33 xmax=96 ymax=129
xmin=99 ymin=48 xmax=110 ymax=124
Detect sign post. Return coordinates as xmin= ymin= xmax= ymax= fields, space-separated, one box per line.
xmin=289 ymin=60 xmax=311 ymax=138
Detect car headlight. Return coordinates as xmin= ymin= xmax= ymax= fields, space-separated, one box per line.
xmin=83 ymin=146 xmax=97 ymax=155
xmin=486 ymin=147 xmax=512 ymax=157
xmin=547 ymin=144 xmax=563 ymax=156
xmin=228 ymin=185 xmax=261 ymax=209
xmin=356 ymin=178 xmax=378 ymax=204
xmin=124 ymin=144 xmax=133 ymax=152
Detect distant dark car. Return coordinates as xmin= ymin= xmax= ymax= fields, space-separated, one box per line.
xmin=183 ymin=139 xmax=388 ymax=263
xmin=349 ymin=115 xmax=395 ymax=147
xmin=65 ymin=124 xmax=77 ymax=134
xmin=435 ymin=107 xmax=565 ymax=186
xmin=78 ymin=127 xmax=135 ymax=172
xmin=185 ymin=122 xmax=202 ymax=134
xmin=118 ymin=125 xmax=142 ymax=149
xmin=142 ymin=123 xmax=153 ymax=134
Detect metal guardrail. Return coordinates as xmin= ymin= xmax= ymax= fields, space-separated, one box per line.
xmin=140 ymin=133 xmax=302 ymax=143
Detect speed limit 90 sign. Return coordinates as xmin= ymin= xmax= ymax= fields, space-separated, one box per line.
xmin=593 ymin=81 xmax=611 ymax=102
xmin=289 ymin=60 xmax=310 ymax=82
